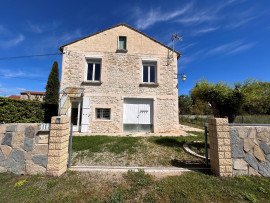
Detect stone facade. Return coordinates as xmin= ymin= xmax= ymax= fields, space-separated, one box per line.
xmin=208 ymin=118 xmax=232 ymax=177
xmin=230 ymin=126 xmax=270 ymax=176
xmin=0 ymin=123 xmax=49 ymax=175
xmin=60 ymin=24 xmax=180 ymax=134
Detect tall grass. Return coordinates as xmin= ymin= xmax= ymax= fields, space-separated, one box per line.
xmin=234 ymin=115 xmax=270 ymax=124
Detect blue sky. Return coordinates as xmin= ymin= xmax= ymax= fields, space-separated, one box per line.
xmin=0 ymin=0 xmax=269 ymax=96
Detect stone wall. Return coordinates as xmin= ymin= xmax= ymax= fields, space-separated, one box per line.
xmin=60 ymin=24 xmax=179 ymax=133
xmin=0 ymin=123 xmax=49 ymax=175
xmin=230 ymin=126 xmax=270 ymax=177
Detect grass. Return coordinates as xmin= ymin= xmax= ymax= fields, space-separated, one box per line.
xmin=72 ymin=136 xmax=141 ymax=154
xmin=180 ymin=121 xmax=205 ymax=129
xmin=72 ymin=135 xmax=206 ymax=167
xmin=1 ymin=171 xmax=270 ymax=202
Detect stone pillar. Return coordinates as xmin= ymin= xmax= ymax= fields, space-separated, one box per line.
xmin=46 ymin=116 xmax=70 ymax=176
xmin=208 ymin=118 xmax=232 ymax=177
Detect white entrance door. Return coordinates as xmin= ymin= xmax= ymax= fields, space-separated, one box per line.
xmin=71 ymin=100 xmax=82 ymax=131
xmin=123 ymin=99 xmax=153 ymax=132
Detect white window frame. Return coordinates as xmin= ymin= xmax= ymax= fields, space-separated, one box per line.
xmin=142 ymin=61 xmax=157 ymax=83
xmin=118 ymin=36 xmax=127 ymax=50
xmin=85 ymin=56 xmax=102 ymax=82
xmin=96 ymin=108 xmax=111 ymax=120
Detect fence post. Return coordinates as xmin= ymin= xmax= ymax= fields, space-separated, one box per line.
xmin=208 ymin=118 xmax=232 ymax=177
xmin=46 ymin=116 xmax=70 ymax=176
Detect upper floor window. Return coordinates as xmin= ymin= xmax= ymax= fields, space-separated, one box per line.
xmin=87 ymin=60 xmax=101 ymax=81
xmin=118 ymin=36 xmax=127 ymax=50
xmin=143 ymin=62 xmax=156 ymax=83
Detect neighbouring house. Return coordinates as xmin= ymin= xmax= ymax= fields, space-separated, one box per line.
xmin=59 ymin=23 xmax=181 ymax=134
xmin=8 ymin=95 xmax=20 ymax=99
xmin=20 ymin=91 xmax=45 ymax=101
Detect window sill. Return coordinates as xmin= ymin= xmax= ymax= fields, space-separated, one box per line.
xmin=116 ymin=49 xmax=128 ymax=53
xmin=139 ymin=83 xmax=159 ymax=87
xmin=93 ymin=119 xmax=112 ymax=122
xmin=81 ymin=81 xmax=102 ymax=86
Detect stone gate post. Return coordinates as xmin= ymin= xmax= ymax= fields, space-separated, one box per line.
xmin=46 ymin=116 xmax=70 ymax=176
xmin=208 ymin=118 xmax=233 ymax=177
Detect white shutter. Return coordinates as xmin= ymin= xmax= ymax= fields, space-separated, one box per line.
xmin=81 ymin=97 xmax=90 ymax=132
xmin=59 ymin=95 xmax=68 ymax=115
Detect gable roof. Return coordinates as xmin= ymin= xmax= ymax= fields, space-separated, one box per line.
xmin=59 ymin=23 xmax=181 ymax=59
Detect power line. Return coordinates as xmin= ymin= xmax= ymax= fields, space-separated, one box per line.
xmin=0 ymin=53 xmax=62 ymax=61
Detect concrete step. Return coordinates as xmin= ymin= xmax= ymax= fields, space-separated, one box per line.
xmin=69 ymin=166 xmax=209 ymax=174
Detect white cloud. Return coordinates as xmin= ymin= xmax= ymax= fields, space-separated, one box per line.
xmin=176 ymin=10 xmax=218 ymax=25
xmin=207 ymin=40 xmax=255 ymax=55
xmin=0 ymin=86 xmax=26 ymax=97
xmin=0 ymin=68 xmax=43 ymax=78
xmin=197 ymin=27 xmax=219 ymax=34
xmin=26 ymin=21 xmax=44 ymax=33
xmin=227 ymin=43 xmax=255 ymax=54
xmin=0 ymin=34 xmax=24 ymax=48
xmin=180 ymin=42 xmax=198 ymax=51
xmin=134 ymin=3 xmax=193 ymax=30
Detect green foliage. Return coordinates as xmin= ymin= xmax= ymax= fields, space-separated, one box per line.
xmin=0 ymin=97 xmax=44 ymax=123
xmin=178 ymin=94 xmax=192 ymax=114
xmin=190 ymin=99 xmax=212 ymax=115
xmin=238 ymin=78 xmax=270 ymax=114
xmin=191 ymin=79 xmax=244 ymax=123
xmin=178 ymin=94 xmax=212 ymax=115
xmin=44 ymin=61 xmax=60 ymax=123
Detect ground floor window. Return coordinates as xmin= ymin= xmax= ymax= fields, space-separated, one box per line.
xmin=96 ymin=108 xmax=111 ymax=120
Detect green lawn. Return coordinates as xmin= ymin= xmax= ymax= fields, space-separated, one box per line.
xmin=71 ymin=135 xmax=206 ymax=167
xmin=1 ymin=171 xmax=269 ymax=202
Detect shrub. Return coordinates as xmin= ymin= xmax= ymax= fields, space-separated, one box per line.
xmin=0 ymin=97 xmax=44 ymax=123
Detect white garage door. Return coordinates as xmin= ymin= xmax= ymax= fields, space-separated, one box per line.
xmin=123 ymin=99 xmax=153 ymax=132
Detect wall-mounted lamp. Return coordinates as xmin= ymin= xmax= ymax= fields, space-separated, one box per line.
xmin=181 ymin=74 xmax=187 ymax=82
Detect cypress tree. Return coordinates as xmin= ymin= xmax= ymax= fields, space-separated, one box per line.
xmin=44 ymin=61 xmax=60 ymax=123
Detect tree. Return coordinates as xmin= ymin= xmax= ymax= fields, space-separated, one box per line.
xmin=178 ymin=95 xmax=192 ymax=114
xmin=190 ymin=80 xmax=244 ymax=123
xmin=44 ymin=61 xmax=60 ymax=123
xmin=239 ymin=79 xmax=270 ymax=114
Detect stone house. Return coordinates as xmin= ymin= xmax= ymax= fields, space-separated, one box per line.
xmin=20 ymin=91 xmax=45 ymax=101
xmin=59 ymin=23 xmax=180 ymax=134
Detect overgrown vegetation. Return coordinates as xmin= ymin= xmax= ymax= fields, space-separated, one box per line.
xmin=44 ymin=61 xmax=60 ymax=123
xmin=1 ymin=171 xmax=269 ymax=202
xmin=0 ymin=97 xmax=44 ymax=123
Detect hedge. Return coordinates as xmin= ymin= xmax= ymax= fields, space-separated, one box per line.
xmin=0 ymin=97 xmax=44 ymax=123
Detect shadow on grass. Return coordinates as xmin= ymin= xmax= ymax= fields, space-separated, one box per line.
xmin=171 ymin=159 xmax=212 ymax=174
xmin=150 ymin=137 xmax=185 ymax=148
